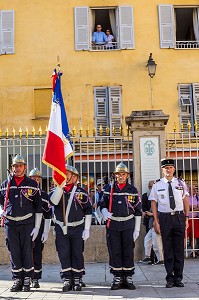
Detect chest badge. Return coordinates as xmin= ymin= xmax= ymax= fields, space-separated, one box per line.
xmin=28 ymin=189 xmax=33 ymax=196
xmin=161 ymin=194 xmax=164 ymax=199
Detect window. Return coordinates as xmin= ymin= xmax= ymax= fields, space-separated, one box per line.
xmin=34 ymin=88 xmax=51 ymax=119
xmin=94 ymin=86 xmax=122 ymax=136
xmin=0 ymin=10 xmax=14 ymax=54
xmin=74 ymin=6 xmax=134 ymax=51
xmin=158 ymin=5 xmax=199 ymax=49
xmin=178 ymin=83 xmax=199 ymax=131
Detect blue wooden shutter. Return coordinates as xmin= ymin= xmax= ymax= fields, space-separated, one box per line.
xmin=158 ymin=5 xmax=174 ymax=48
xmin=74 ymin=7 xmax=89 ymax=50
xmin=119 ymin=6 xmax=134 ymax=49
xmin=0 ymin=10 xmax=14 ymax=54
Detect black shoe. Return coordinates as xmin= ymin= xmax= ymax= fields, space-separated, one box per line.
xmin=22 ymin=277 xmax=31 ymax=292
xmin=124 ymin=276 xmax=136 ymax=290
xmin=62 ymin=279 xmax=72 ymax=292
xmin=166 ymin=281 xmax=175 ymax=288
xmin=155 ymin=260 xmax=164 ymax=265
xmin=111 ymin=276 xmax=123 ymax=290
xmin=32 ymin=279 xmax=40 ymax=288
xmin=10 ymin=279 xmax=23 ymax=292
xmin=141 ymin=257 xmax=151 ymax=263
xmin=79 ymin=278 xmax=86 ymax=287
xmin=175 ymin=281 xmax=184 ymax=287
xmin=73 ymin=277 xmax=81 ymax=291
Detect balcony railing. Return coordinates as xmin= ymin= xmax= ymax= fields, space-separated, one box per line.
xmin=91 ymin=42 xmax=118 ymax=51
xmin=176 ymin=41 xmax=199 ymax=49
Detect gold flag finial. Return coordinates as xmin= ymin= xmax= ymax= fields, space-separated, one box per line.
xmin=99 ymin=125 xmax=103 ymax=136
xmin=19 ymin=127 xmax=23 ymax=139
xmin=32 ymin=126 xmax=35 ymax=138
xmin=57 ymin=55 xmax=61 ymax=72
xmin=173 ymin=122 xmax=176 ymax=132
xmin=187 ymin=120 xmax=191 ymax=132
xmin=12 ymin=127 xmax=16 ymax=139
xmin=38 ymin=126 xmax=42 ymax=138
xmin=25 ymin=127 xmax=29 ymax=138
xmin=5 ymin=128 xmax=9 ymax=139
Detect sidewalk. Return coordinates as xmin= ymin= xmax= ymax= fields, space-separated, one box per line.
xmin=0 ymin=259 xmax=199 ymax=299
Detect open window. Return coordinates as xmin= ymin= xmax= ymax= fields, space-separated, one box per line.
xmin=74 ymin=6 xmax=134 ymax=51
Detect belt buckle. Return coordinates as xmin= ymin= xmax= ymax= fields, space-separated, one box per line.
xmin=171 ymin=211 xmax=175 ymax=215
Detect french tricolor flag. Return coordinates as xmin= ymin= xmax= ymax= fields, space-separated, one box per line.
xmin=42 ymin=69 xmax=73 ymax=186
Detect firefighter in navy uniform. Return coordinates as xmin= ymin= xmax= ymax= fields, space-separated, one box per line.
xmin=149 ymin=158 xmax=189 ymax=288
xmin=29 ymin=167 xmax=52 ymax=288
xmin=49 ymin=165 xmax=92 ymax=292
xmin=0 ymin=155 xmax=42 ymax=292
xmin=100 ymin=163 xmax=142 ymax=290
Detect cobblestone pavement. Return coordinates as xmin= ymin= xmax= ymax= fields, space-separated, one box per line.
xmin=0 ymin=260 xmax=199 ymax=299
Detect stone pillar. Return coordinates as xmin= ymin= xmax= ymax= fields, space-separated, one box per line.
xmin=125 ymin=110 xmax=169 ymax=260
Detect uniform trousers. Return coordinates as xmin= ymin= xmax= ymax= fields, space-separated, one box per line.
xmin=55 ymin=224 xmax=84 ymax=281
xmin=159 ymin=212 xmax=185 ymax=282
xmin=144 ymin=227 xmax=164 ymax=261
xmin=5 ymin=223 xmax=34 ymax=279
xmin=33 ymin=219 xmax=44 ymax=279
xmin=106 ymin=228 xmax=135 ymax=277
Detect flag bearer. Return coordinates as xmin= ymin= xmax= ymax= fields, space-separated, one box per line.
xmin=29 ymin=167 xmax=52 ymax=288
xmin=0 ymin=155 xmax=42 ymax=292
xmin=49 ymin=165 xmax=92 ymax=292
xmin=100 ymin=163 xmax=142 ymax=290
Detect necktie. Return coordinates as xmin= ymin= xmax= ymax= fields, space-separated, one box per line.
xmin=168 ymin=181 xmax=176 ymax=210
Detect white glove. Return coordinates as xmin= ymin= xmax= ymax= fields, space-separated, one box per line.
xmin=82 ymin=229 xmax=90 ymax=241
xmin=50 ymin=186 xmax=63 ymax=205
xmin=133 ymin=216 xmax=141 ymax=241
xmin=0 ymin=206 xmax=6 ymax=217
xmin=82 ymin=215 xmax=92 ymax=241
xmin=101 ymin=208 xmax=113 ymax=221
xmin=31 ymin=213 xmax=43 ymax=241
xmin=41 ymin=219 xmax=51 ymax=243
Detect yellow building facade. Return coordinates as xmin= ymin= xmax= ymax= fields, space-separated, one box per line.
xmin=0 ymin=0 xmax=199 ymax=135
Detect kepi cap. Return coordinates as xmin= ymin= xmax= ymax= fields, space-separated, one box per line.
xmin=161 ymin=158 xmax=175 ymax=168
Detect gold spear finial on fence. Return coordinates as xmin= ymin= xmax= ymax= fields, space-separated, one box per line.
xmin=0 ymin=128 xmax=2 ymax=139
xmin=126 ymin=125 xmax=129 ymax=136
xmin=38 ymin=126 xmax=42 ymax=138
xmin=5 ymin=128 xmax=9 ymax=139
xmin=120 ymin=125 xmax=123 ymax=136
xmin=181 ymin=123 xmax=184 ymax=132
xmin=112 ymin=126 xmax=116 ymax=136
xmin=45 ymin=125 xmax=48 ymax=135
xmin=86 ymin=127 xmax=89 ymax=137
xmin=173 ymin=122 xmax=176 ymax=132
xmin=72 ymin=126 xmax=76 ymax=137
xmin=79 ymin=126 xmax=83 ymax=137
xmin=93 ymin=127 xmax=96 ymax=136
xmin=25 ymin=127 xmax=29 ymax=138
xmin=106 ymin=126 xmax=110 ymax=136
xmin=194 ymin=122 xmax=198 ymax=132
xmin=99 ymin=125 xmax=103 ymax=136
xmin=12 ymin=127 xmax=16 ymax=139
xmin=32 ymin=127 xmax=35 ymax=138
xmin=187 ymin=120 xmax=191 ymax=132
xmin=19 ymin=127 xmax=23 ymax=139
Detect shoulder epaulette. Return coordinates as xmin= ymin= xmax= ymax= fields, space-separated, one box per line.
xmin=178 ymin=177 xmax=185 ymax=182
xmin=155 ymin=179 xmax=160 ymax=183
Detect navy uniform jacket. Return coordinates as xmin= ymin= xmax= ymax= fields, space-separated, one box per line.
xmin=41 ymin=190 xmax=52 ymax=219
xmin=100 ymin=182 xmax=142 ymax=231
xmin=0 ymin=175 xmax=42 ymax=226
xmin=49 ymin=186 xmax=92 ymax=223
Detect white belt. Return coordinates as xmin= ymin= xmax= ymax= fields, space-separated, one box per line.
xmin=55 ymin=218 xmax=84 ymax=228
xmin=110 ymin=214 xmax=134 ymax=222
xmin=6 ymin=213 xmax=33 ymax=222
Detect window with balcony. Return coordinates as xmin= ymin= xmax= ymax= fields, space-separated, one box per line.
xmin=74 ymin=6 xmax=134 ymax=51
xmin=178 ymin=83 xmax=199 ymax=131
xmin=0 ymin=10 xmax=14 ymax=54
xmin=158 ymin=5 xmax=199 ymax=49
xmin=94 ymin=86 xmax=122 ymax=136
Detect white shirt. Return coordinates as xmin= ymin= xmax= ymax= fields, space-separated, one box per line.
xmin=148 ymin=177 xmax=189 ymax=213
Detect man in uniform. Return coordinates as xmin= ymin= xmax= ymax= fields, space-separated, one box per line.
xmin=29 ymin=167 xmax=52 ymax=288
xmin=149 ymin=158 xmax=189 ymax=288
xmin=100 ymin=163 xmax=142 ymax=290
xmin=49 ymin=165 xmax=92 ymax=292
xmin=0 ymin=155 xmax=42 ymax=292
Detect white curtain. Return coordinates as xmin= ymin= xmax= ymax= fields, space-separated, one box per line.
xmin=109 ymin=9 xmax=116 ymax=38
xmin=92 ymin=10 xmax=96 ymax=32
xmin=193 ymin=8 xmax=199 ymax=41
